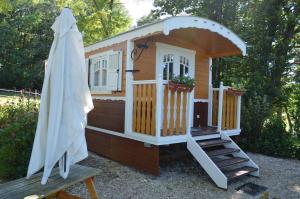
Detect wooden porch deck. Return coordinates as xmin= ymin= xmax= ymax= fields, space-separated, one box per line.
xmin=191 ymin=127 xmax=218 ymax=137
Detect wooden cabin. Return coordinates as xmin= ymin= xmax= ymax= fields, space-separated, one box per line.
xmin=84 ymin=16 xmax=259 ymax=189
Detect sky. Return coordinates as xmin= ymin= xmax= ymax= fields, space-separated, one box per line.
xmin=120 ymin=0 xmax=154 ymax=25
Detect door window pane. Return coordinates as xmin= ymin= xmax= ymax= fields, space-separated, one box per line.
xmin=180 ymin=56 xmax=189 ymax=77
xmin=162 ymin=54 xmax=174 ymax=80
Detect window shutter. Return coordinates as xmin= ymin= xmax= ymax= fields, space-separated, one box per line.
xmin=107 ymin=50 xmax=122 ymax=91
xmin=90 ymin=58 xmax=96 ymax=90
xmin=85 ymin=58 xmax=91 ymax=88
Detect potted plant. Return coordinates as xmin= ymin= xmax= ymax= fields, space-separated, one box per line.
xmin=168 ymin=75 xmax=195 ymax=92
xmin=227 ymin=84 xmax=246 ymax=96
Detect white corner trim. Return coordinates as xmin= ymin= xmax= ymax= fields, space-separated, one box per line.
xmin=91 ymin=91 xmax=112 ymax=95
xmin=89 ymin=50 xmax=114 ymax=59
xmin=156 ymin=42 xmax=196 ymax=55
xmin=194 ymin=98 xmax=209 ymax=103
xmin=92 ymin=96 xmax=125 ymax=101
xmin=220 ymin=129 xmax=241 ymax=136
xmin=86 ymin=125 xmax=188 ymax=145
xmin=85 ymin=16 xmax=246 ymax=56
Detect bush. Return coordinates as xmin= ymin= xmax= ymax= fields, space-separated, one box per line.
xmin=258 ymin=116 xmax=296 ymax=158
xmin=0 ymin=96 xmax=39 ymax=180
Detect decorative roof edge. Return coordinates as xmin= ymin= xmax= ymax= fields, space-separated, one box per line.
xmin=85 ymin=16 xmax=246 ymax=56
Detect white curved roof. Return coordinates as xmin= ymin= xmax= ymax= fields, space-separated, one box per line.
xmin=85 ymin=16 xmax=246 ymax=56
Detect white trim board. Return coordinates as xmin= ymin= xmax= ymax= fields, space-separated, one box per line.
xmin=85 ymin=16 xmax=246 ymax=56
xmin=92 ymin=96 xmax=125 ymax=101
xmin=156 ymin=42 xmax=196 ymax=55
xmin=194 ymin=99 xmax=209 ymax=103
xmin=86 ymin=125 xmax=188 ymax=145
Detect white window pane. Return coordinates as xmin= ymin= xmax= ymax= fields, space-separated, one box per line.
xmin=94 ymin=70 xmax=99 ymax=86
xmin=102 ymin=69 xmax=107 ymax=86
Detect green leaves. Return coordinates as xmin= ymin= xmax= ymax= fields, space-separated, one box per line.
xmin=0 ymin=0 xmax=131 ymax=90
xmin=0 ymin=96 xmax=39 ymax=180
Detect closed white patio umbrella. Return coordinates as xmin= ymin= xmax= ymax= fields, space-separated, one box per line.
xmin=27 ymin=8 xmax=94 ymax=184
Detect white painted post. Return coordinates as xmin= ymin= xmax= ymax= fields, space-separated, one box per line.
xmin=217 ymin=82 xmax=224 ymax=132
xmin=236 ymin=96 xmax=241 ymax=130
xmin=187 ymin=90 xmax=194 ymax=135
xmin=208 ymin=86 xmax=213 ymax=126
xmin=124 ymin=40 xmax=134 ymax=134
xmin=156 ymin=74 xmax=163 ymax=139
xmin=208 ymin=58 xmax=213 ymax=126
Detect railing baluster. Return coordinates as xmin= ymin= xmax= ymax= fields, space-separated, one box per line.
xmin=141 ymin=85 xmax=147 ymax=133
xmin=182 ymin=91 xmax=187 ymax=134
xmin=175 ymin=91 xmax=181 ymax=135
xmin=169 ymin=90 xmax=175 ymax=135
xmin=236 ymin=95 xmax=241 ymax=130
xmin=217 ymin=82 xmax=224 ymax=132
xmin=146 ymin=85 xmax=152 ymax=134
xmin=155 ymin=76 xmax=163 ymax=138
xmin=136 ymin=84 xmax=142 ymax=132
xmin=151 ymin=84 xmax=156 ymax=136
xmin=162 ymin=85 xmax=169 ymax=136
xmin=132 ymin=85 xmax=137 ymax=131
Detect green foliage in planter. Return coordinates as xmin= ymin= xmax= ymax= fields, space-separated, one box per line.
xmin=0 ymin=97 xmax=39 ymax=180
xmin=170 ymin=75 xmax=195 ymax=88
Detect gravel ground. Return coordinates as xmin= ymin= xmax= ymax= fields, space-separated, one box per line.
xmin=68 ymin=152 xmax=300 ymax=199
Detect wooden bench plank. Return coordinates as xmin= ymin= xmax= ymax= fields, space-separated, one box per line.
xmin=0 ymin=165 xmax=100 ymax=199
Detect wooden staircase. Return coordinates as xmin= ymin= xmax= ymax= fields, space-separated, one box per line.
xmin=187 ymin=129 xmax=259 ymax=189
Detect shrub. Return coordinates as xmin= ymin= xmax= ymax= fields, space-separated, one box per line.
xmin=258 ymin=116 xmax=295 ymax=158
xmin=0 ymin=96 xmax=39 ymax=180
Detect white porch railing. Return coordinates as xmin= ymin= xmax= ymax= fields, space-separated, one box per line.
xmin=131 ymin=75 xmax=192 ymax=138
xmin=210 ymin=82 xmax=242 ymax=132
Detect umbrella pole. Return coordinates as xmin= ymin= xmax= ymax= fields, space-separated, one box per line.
xmin=64 ymin=152 xmax=67 ymax=173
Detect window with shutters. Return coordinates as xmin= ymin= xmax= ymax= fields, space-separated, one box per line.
xmin=87 ymin=50 xmax=122 ymax=93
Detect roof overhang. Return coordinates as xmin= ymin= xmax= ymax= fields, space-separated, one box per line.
xmin=85 ymin=16 xmax=247 ymax=56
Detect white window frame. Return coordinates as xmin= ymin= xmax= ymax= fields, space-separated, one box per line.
xmin=156 ymin=42 xmax=195 ymax=80
xmin=89 ymin=50 xmax=122 ymax=94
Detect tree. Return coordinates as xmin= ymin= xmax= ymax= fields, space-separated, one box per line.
xmin=138 ymin=0 xmax=300 ymax=155
xmin=0 ymin=0 xmax=131 ymax=90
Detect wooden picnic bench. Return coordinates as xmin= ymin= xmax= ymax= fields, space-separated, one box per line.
xmin=0 ymin=165 xmax=100 ymax=199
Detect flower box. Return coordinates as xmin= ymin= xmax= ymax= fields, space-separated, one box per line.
xmin=227 ymin=88 xmax=246 ymax=96
xmin=168 ymin=81 xmax=194 ymax=93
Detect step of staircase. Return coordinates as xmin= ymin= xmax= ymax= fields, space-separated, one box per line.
xmin=214 ymin=157 xmax=249 ymax=169
xmin=198 ymin=139 xmax=231 ymax=148
xmin=224 ymin=166 xmax=258 ymax=181
xmin=206 ymin=148 xmax=240 ymax=157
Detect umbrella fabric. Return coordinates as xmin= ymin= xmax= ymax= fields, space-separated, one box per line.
xmin=27 ymin=8 xmax=94 ymax=184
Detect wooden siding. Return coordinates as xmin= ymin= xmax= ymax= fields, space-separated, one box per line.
xmin=133 ymin=34 xmax=209 ymax=99
xmin=133 ymin=38 xmax=156 ymax=80
xmin=194 ymin=54 xmax=209 ymax=99
xmin=86 ymin=128 xmax=160 ymax=175
xmin=87 ymin=99 xmax=125 ymax=132
xmin=85 ymin=41 xmax=127 ymax=97
xmin=86 ymin=34 xmax=210 ymax=98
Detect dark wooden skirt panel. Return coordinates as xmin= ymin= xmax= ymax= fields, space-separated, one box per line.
xmin=85 ymin=128 xmax=160 ymax=175
xmin=88 ymin=99 xmax=125 ymax=132
xmin=193 ymin=102 xmax=208 ymax=128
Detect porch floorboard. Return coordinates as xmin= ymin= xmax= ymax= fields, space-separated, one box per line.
xmin=191 ymin=127 xmax=218 ymax=137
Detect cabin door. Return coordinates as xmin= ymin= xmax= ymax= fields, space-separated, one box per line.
xmin=156 ymin=43 xmax=196 ymax=131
